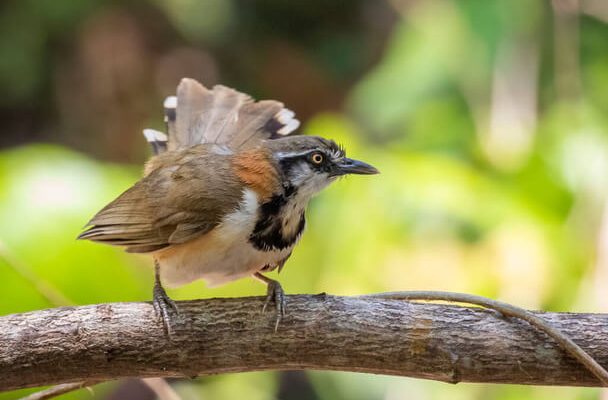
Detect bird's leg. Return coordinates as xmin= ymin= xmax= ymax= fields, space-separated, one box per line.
xmin=253 ymin=272 xmax=285 ymax=331
xmin=152 ymin=260 xmax=178 ymax=335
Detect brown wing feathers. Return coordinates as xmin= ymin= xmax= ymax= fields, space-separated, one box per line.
xmin=79 ymin=148 xmax=245 ymax=253
xmin=78 ymin=180 xmax=168 ymax=253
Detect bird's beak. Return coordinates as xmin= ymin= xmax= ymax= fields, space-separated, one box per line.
xmin=332 ymin=157 xmax=379 ymax=176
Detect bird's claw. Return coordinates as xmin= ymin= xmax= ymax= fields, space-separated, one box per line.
xmin=263 ymin=280 xmax=285 ymax=331
xmin=153 ymin=283 xmax=179 ymax=337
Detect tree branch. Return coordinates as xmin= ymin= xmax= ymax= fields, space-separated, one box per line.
xmin=2 ymin=294 xmax=608 ymax=392
xmin=361 ymin=291 xmax=608 ymax=384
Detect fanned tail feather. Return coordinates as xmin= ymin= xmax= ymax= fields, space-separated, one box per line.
xmin=143 ymin=129 xmax=168 ymax=155
xmin=143 ymin=78 xmax=300 ymax=152
xmin=168 ymin=78 xmax=300 ymax=150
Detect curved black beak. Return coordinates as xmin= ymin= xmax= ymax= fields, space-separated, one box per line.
xmin=332 ymin=157 xmax=379 ymax=176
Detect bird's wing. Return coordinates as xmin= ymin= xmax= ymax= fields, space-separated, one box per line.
xmin=164 ymin=78 xmax=300 ymax=151
xmin=78 ymin=149 xmax=244 ymax=253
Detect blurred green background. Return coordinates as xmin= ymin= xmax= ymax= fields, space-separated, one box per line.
xmin=1 ymin=0 xmax=608 ymax=399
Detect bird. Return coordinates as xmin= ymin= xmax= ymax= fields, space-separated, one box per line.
xmin=78 ymin=78 xmax=378 ymax=333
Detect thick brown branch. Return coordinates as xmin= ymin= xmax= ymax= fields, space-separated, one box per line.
xmin=1 ymin=294 xmax=607 ymax=391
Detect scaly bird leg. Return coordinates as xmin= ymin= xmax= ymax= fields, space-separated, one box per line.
xmin=253 ymin=272 xmax=285 ymax=331
xmin=152 ymin=260 xmax=178 ymax=336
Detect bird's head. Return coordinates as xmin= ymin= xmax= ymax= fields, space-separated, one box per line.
xmin=265 ymin=136 xmax=379 ymax=198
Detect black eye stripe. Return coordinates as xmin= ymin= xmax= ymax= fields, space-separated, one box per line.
xmin=278 ymin=150 xmax=334 ymax=175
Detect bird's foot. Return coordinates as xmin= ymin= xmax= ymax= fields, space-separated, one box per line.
xmin=263 ymin=279 xmax=286 ymax=332
xmin=153 ymin=283 xmax=179 ymax=336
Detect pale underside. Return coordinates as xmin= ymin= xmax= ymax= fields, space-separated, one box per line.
xmin=154 ymin=189 xmax=295 ymax=287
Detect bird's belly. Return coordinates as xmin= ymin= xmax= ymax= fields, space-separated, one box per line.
xmin=155 ymin=232 xmax=293 ymax=288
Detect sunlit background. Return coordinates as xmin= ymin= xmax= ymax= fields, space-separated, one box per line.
xmin=2 ymin=0 xmax=608 ymax=399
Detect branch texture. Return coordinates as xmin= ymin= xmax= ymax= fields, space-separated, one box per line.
xmin=1 ymin=294 xmax=607 ymax=391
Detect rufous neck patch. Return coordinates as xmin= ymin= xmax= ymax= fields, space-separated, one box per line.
xmin=232 ymin=149 xmax=280 ymax=202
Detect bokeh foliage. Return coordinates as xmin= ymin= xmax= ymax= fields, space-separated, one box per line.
xmin=2 ymin=0 xmax=608 ymax=399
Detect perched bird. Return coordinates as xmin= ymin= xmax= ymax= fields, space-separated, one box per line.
xmin=78 ymin=78 xmax=378 ymax=332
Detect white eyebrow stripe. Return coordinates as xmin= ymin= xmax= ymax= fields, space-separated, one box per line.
xmin=274 ymin=150 xmax=312 ymax=159
xmin=275 ymin=147 xmax=345 ymax=160
xmin=275 ymin=153 xmax=339 ymax=163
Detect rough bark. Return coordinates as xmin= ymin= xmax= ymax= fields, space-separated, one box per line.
xmin=1 ymin=294 xmax=607 ymax=391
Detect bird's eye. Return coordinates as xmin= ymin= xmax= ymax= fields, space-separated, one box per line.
xmin=310 ymin=152 xmax=324 ymax=165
